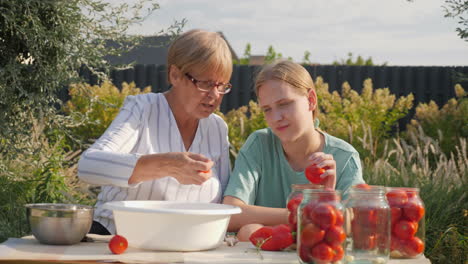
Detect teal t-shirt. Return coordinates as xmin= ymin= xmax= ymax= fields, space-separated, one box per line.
xmin=223 ymin=128 xmax=364 ymax=208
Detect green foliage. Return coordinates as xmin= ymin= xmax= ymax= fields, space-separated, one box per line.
xmin=407 ymin=84 xmax=468 ymax=155
xmin=332 ymin=52 xmax=387 ymax=66
xmin=316 ymin=77 xmax=413 ymax=163
xmin=443 ymin=0 xmax=468 ymax=41
xmin=0 ymin=0 xmax=183 ymax=156
xmin=64 ymin=81 xmax=151 ymax=144
xmin=264 ymin=45 xmax=284 ymax=64
xmin=234 ymin=43 xmax=251 ymax=65
xmin=216 ymin=101 xmax=268 ymax=162
xmin=302 ymin=50 xmax=313 ymax=65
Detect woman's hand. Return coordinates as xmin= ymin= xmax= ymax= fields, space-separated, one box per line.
xmin=308 ymin=152 xmax=336 ymax=189
xmin=129 ymin=152 xmax=214 ymax=185
xmin=167 ymin=152 xmax=214 ymax=185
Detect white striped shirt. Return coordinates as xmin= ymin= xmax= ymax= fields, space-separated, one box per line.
xmin=77 ymin=93 xmax=231 ymax=234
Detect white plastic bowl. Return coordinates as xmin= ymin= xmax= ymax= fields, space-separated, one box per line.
xmin=102 ymin=200 xmax=241 ymax=251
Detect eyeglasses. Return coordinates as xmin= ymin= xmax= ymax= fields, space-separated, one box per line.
xmin=185 ymin=73 xmax=232 ymax=94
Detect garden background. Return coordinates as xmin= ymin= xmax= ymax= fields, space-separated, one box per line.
xmin=0 ymin=1 xmax=466 ymax=264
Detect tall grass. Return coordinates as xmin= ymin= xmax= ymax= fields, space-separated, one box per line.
xmin=361 ymin=126 xmax=467 ymax=264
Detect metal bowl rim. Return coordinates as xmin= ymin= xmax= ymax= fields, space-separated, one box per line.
xmin=25 ymin=203 xmax=94 ymax=212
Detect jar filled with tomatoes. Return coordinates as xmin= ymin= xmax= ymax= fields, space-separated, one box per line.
xmin=344 ymin=184 xmax=390 ymax=263
xmin=297 ymin=188 xmax=345 ymax=264
xmin=287 ymin=184 xmax=321 ymax=235
xmin=386 ymin=187 xmax=425 ymax=259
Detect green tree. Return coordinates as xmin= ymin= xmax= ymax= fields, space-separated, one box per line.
xmin=0 ymin=0 xmax=184 ymax=155
xmin=333 ymin=52 xmax=387 ymax=66
xmin=264 ymin=45 xmax=283 ymax=64
xmin=234 ymin=43 xmax=251 ymax=65
xmin=302 ymin=50 xmax=312 ymax=65
xmin=443 ymin=0 xmax=468 ymax=41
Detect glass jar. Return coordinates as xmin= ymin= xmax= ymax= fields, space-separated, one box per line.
xmin=386 ymin=187 xmax=425 ymax=259
xmin=344 ymin=185 xmax=390 ymax=263
xmin=287 ymin=184 xmax=321 ymax=233
xmin=297 ymin=189 xmax=345 ymax=264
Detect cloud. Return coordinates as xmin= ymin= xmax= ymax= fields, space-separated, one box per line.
xmin=126 ymin=0 xmax=468 ymax=65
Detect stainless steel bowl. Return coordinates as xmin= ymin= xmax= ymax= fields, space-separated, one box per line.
xmin=25 ymin=203 xmax=94 ymax=245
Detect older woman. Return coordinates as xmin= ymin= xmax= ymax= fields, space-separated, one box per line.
xmin=78 ymin=29 xmax=233 ymax=235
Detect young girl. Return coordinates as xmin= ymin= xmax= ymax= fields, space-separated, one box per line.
xmin=222 ymin=60 xmax=364 ymax=240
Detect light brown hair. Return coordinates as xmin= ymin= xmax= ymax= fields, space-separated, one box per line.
xmin=255 ymin=60 xmax=318 ymax=118
xmin=167 ymin=29 xmax=233 ymax=84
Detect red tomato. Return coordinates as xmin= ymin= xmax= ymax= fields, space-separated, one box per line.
xmin=287 ymin=193 xmax=303 ymax=212
xmin=354 ymin=234 xmax=376 ymax=250
xmin=354 ymin=207 xmax=377 ymax=228
xmin=402 ymin=236 xmax=425 ymax=257
xmin=376 ymin=233 xmax=390 ymax=251
xmin=311 ymin=242 xmax=334 ymax=262
xmin=335 ymin=209 xmax=344 ymax=226
xmin=324 ymin=225 xmax=346 ymax=247
xmin=331 ymin=245 xmax=344 ymax=262
xmin=249 ymin=226 xmax=273 ymax=248
xmin=406 ymin=190 xmax=418 ymax=199
xmin=386 ymin=189 xmax=408 ymax=207
xmin=393 ymin=220 xmax=417 ymax=240
xmin=300 ymin=223 xmax=325 ymax=247
xmin=310 ymin=204 xmax=337 ymax=229
xmin=354 ymin=183 xmax=371 ymax=190
xmin=287 ymin=212 xmax=297 ymax=231
xmin=403 ymin=201 xmax=425 ymax=222
xmin=299 ymin=244 xmax=312 ymax=262
xmin=250 ymin=224 xmax=293 ymax=251
xmin=305 ymin=165 xmax=326 ymax=184
xmin=109 ymin=235 xmax=128 ymax=254
xmin=391 ymin=207 xmax=402 ymax=226
xmin=390 ymin=234 xmax=404 ymax=251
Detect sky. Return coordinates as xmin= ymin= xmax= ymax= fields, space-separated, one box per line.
xmin=126 ymin=0 xmax=468 ymax=66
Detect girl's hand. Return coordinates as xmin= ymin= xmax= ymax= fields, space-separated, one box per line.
xmin=308 ymin=152 xmax=336 ymax=189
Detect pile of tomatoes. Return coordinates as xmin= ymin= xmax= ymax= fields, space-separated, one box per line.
xmin=297 ymin=192 xmax=345 ymax=263
xmin=386 ymin=188 xmax=425 ymax=258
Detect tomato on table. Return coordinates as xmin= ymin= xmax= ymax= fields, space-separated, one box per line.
xmin=109 ymin=235 xmax=128 ymax=254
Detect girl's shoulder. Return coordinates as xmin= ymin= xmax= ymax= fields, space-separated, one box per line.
xmin=322 ymin=132 xmax=358 ymax=154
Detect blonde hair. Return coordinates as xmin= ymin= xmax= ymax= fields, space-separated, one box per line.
xmin=167 ymin=29 xmax=233 ymax=84
xmin=255 ymin=60 xmax=318 ymax=118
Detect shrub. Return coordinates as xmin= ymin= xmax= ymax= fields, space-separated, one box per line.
xmin=63 ymin=81 xmax=151 ymax=144
xmin=407 ymin=84 xmax=468 ymax=155
xmin=316 ymin=77 xmax=413 ymax=162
